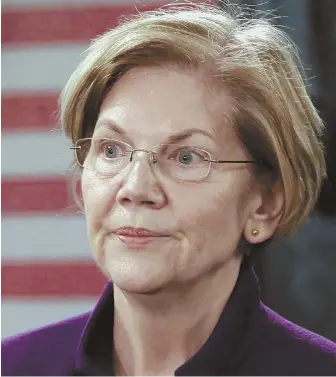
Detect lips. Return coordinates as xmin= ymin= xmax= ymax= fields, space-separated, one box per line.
xmin=115 ymin=227 xmax=164 ymax=237
xmin=115 ymin=227 xmax=168 ymax=248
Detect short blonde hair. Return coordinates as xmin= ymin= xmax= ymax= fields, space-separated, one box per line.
xmin=60 ymin=2 xmax=326 ymax=237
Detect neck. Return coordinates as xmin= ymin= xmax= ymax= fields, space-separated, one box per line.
xmin=113 ymin=256 xmax=242 ymax=376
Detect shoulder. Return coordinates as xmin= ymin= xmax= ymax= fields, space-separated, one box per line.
xmin=1 ymin=312 xmax=90 ymax=376
xmin=252 ymin=304 xmax=336 ymax=375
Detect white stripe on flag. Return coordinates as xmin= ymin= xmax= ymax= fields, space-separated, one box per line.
xmin=2 ymin=44 xmax=87 ymax=91
xmin=2 ymin=216 xmax=90 ymax=260
xmin=2 ymin=0 xmax=156 ymax=8
xmin=2 ymin=131 xmax=73 ymax=176
xmin=2 ymin=300 xmax=96 ymax=339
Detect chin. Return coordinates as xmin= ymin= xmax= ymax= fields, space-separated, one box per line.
xmin=104 ymin=256 xmax=172 ymax=295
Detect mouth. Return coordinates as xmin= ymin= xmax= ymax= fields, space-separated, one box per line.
xmin=115 ymin=227 xmax=169 ymax=248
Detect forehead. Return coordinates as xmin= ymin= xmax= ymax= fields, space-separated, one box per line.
xmin=96 ymin=66 xmax=235 ymax=143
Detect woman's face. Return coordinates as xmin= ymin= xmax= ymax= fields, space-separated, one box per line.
xmin=82 ymin=66 xmax=264 ymax=293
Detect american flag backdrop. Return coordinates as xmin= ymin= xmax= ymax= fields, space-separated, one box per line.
xmin=1 ymin=0 xmax=198 ymax=338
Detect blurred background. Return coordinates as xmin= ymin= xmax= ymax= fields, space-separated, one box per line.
xmin=2 ymin=0 xmax=336 ymax=341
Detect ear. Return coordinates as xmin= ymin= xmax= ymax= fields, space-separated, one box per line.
xmin=243 ymin=182 xmax=284 ymax=244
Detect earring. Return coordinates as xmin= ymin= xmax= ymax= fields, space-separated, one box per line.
xmin=252 ymin=229 xmax=259 ymax=237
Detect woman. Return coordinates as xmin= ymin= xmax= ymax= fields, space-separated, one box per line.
xmin=2 ymin=2 xmax=335 ymax=376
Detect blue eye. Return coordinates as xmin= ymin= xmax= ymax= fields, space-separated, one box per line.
xmin=178 ymin=150 xmax=194 ymax=165
xmin=99 ymin=140 xmax=125 ymax=159
xmin=104 ymin=144 xmax=118 ymax=158
xmin=168 ymin=147 xmax=206 ymax=166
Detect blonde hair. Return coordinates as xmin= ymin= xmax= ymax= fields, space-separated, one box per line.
xmin=60 ymin=1 xmax=326 ymax=237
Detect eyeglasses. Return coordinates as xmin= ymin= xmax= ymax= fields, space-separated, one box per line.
xmin=70 ymin=138 xmax=256 ymax=182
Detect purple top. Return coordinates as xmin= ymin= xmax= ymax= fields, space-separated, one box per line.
xmin=2 ymin=259 xmax=336 ymax=375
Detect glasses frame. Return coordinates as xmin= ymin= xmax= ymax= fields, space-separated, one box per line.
xmin=70 ymin=137 xmax=256 ymax=180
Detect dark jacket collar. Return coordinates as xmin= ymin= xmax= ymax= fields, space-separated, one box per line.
xmin=176 ymin=258 xmax=261 ymax=375
xmin=74 ymin=258 xmax=261 ymax=376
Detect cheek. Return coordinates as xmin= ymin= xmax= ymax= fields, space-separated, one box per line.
xmin=81 ymin=171 xmax=117 ymax=229
xmin=174 ymin=176 xmax=249 ymax=244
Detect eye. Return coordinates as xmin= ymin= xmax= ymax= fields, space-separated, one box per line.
xmin=104 ymin=144 xmax=118 ymax=158
xmin=169 ymin=147 xmax=206 ymax=166
xmin=178 ymin=150 xmax=194 ymax=165
xmin=99 ymin=140 xmax=126 ymax=159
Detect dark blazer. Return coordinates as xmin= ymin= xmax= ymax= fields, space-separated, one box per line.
xmin=2 ymin=259 xmax=336 ymax=376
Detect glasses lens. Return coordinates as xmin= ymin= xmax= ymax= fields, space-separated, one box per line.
xmin=75 ymin=138 xmax=91 ymax=166
xmin=157 ymin=144 xmax=211 ymax=181
xmin=76 ymin=138 xmax=131 ymax=175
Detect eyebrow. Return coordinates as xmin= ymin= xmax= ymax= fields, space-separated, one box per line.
xmin=96 ymin=120 xmax=125 ymax=135
xmin=166 ymin=128 xmax=215 ymax=144
xmin=96 ymin=120 xmax=215 ymax=143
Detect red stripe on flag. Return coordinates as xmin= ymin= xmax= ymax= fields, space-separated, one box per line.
xmin=2 ymin=93 xmax=59 ymax=132
xmin=2 ymin=177 xmax=79 ymax=215
xmin=2 ymin=262 xmax=107 ymax=297
xmin=2 ymin=4 xmax=161 ymax=45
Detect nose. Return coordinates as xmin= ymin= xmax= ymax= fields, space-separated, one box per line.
xmin=116 ymin=153 xmax=167 ymax=210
